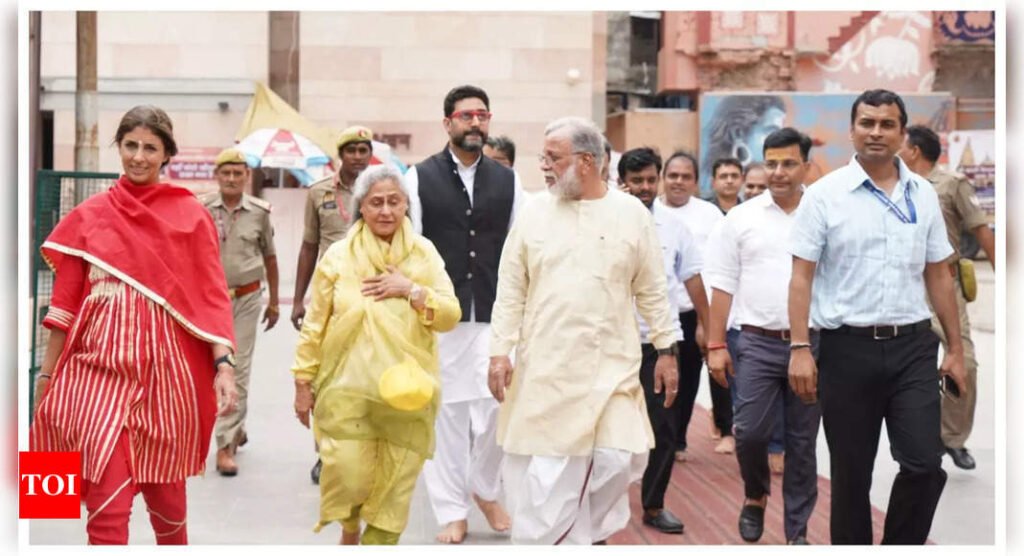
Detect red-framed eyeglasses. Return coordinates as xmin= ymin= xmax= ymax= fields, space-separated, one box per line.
xmin=450 ymin=110 xmax=492 ymax=123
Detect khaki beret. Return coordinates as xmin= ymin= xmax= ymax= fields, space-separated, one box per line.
xmin=336 ymin=125 xmax=374 ymax=151
xmin=214 ymin=148 xmax=248 ymax=169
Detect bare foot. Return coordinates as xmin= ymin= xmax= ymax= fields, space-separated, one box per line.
xmin=473 ymin=493 xmax=511 ymax=532
xmin=340 ymin=530 xmax=360 ymax=545
xmin=436 ymin=520 xmax=468 ymax=544
xmin=768 ymin=452 xmax=785 ymax=475
xmin=709 ymin=421 xmax=722 ymax=440
xmin=714 ymin=435 xmax=736 ymax=454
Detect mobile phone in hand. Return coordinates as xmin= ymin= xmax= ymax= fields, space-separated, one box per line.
xmin=941 ymin=375 xmax=961 ymax=399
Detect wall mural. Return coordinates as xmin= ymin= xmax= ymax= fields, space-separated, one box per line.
xmin=936 ymin=11 xmax=995 ymax=43
xmin=698 ymin=92 xmax=954 ymax=193
xmin=798 ymin=11 xmax=935 ymax=93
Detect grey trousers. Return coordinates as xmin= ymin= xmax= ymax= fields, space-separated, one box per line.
xmin=733 ymin=331 xmax=821 ymax=541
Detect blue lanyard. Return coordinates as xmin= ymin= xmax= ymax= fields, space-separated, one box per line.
xmin=863 ymin=180 xmax=917 ymax=224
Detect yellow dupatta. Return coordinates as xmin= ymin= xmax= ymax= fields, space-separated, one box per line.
xmin=306 ymin=217 xmax=450 ymax=456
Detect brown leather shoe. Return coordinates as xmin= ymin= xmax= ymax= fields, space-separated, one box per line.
xmin=216 ymin=447 xmax=238 ymax=476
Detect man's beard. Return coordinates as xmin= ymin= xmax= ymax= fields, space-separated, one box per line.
xmin=549 ymin=165 xmax=582 ymax=200
xmin=454 ymin=129 xmax=486 ymax=152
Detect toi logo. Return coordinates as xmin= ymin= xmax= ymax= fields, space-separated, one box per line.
xmin=19 ymin=452 xmax=82 ymax=519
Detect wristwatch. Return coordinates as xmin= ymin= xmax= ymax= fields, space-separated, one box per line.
xmin=408 ymin=283 xmax=423 ymax=303
xmin=214 ymin=353 xmax=236 ymax=372
xmin=656 ymin=345 xmax=679 ymax=357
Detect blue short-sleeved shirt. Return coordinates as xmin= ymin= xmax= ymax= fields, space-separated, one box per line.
xmin=788 ymin=155 xmax=953 ymax=329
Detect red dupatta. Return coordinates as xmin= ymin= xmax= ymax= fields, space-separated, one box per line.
xmin=41 ymin=175 xmax=235 ymax=349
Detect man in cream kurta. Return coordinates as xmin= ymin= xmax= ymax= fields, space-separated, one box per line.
xmin=489 ymin=117 xmax=679 ymax=545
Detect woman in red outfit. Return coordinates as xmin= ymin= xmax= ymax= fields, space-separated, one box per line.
xmin=30 ymin=105 xmax=238 ymax=545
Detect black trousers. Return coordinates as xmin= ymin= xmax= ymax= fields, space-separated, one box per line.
xmin=818 ymin=327 xmax=947 ymax=545
xmin=674 ymin=310 xmax=704 ymax=452
xmin=639 ymin=343 xmax=681 ymax=511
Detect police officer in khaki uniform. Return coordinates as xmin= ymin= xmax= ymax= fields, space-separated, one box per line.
xmin=291 ymin=125 xmax=373 ymax=483
xmin=202 ymin=148 xmax=280 ymax=476
xmin=899 ymin=124 xmax=995 ymax=471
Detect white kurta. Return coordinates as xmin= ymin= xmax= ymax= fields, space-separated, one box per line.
xmin=490 ymin=188 xmax=677 ymax=457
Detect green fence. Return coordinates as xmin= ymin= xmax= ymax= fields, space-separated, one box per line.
xmin=30 ymin=170 xmax=118 ymax=415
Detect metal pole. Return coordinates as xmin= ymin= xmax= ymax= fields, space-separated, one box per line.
xmin=74 ymin=11 xmax=98 ymax=171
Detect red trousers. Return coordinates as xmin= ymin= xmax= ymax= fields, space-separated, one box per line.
xmin=83 ymin=430 xmax=188 ymax=545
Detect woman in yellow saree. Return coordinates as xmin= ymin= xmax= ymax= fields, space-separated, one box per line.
xmin=291 ymin=164 xmax=461 ymax=544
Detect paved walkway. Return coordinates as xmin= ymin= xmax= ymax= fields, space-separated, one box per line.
xmin=29 ymin=267 xmax=995 ymax=545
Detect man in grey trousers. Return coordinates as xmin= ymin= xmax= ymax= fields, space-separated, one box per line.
xmin=703 ymin=128 xmax=820 ymax=545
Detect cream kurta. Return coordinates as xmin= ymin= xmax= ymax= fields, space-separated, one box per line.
xmin=490 ymin=188 xmax=677 ymax=457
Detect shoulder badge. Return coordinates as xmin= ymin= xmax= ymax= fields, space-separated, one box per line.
xmin=248 ymin=195 xmax=273 ymax=212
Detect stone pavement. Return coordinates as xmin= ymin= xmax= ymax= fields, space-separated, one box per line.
xmin=29 ymin=266 xmax=995 ymax=545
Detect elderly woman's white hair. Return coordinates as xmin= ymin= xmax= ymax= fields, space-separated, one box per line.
xmin=350 ymin=164 xmax=410 ymax=220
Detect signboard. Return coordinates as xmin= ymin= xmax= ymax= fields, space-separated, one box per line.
xmin=166 ymin=147 xmax=221 ymax=181
xmin=946 ymin=129 xmax=995 ymax=218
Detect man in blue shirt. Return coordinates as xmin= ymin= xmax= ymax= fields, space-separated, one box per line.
xmin=787 ymin=89 xmax=966 ymax=545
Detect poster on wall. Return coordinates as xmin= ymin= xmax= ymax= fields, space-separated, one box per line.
xmin=946 ymin=129 xmax=995 ymax=219
xmin=697 ymin=92 xmax=955 ymax=194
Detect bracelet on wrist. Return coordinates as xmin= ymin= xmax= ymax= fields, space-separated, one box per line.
xmin=789 ymin=343 xmax=812 ymax=351
xmin=707 ymin=343 xmax=728 ymax=351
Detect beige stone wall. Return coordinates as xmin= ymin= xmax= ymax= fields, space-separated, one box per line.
xmin=299 ymin=11 xmax=601 ymax=191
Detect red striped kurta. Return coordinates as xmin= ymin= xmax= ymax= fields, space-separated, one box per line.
xmin=32 ymin=265 xmax=213 ymax=483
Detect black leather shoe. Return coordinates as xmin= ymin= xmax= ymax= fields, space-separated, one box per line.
xmin=738 ymin=504 xmax=765 ymax=542
xmin=642 ymin=509 xmax=684 ymax=534
xmin=945 ymin=447 xmax=976 ymax=470
xmin=788 ymin=536 xmax=809 ymax=545
xmin=310 ymin=458 xmax=323 ymax=485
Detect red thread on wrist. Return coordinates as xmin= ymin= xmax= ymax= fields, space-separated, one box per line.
xmin=707 ymin=343 xmax=728 ymax=351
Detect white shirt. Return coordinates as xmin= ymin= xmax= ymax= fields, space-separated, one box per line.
xmin=636 ymin=203 xmax=699 ymax=343
xmin=789 ymin=155 xmax=952 ymax=328
xmin=704 ymin=190 xmax=805 ymax=330
xmin=405 ymin=148 xmax=526 ymax=321
xmin=654 ymin=196 xmax=722 ymax=311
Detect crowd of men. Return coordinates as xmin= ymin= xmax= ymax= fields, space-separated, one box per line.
xmin=202 ymin=85 xmax=991 ymax=545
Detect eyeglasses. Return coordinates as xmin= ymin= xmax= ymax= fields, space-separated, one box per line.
xmin=449 ymin=110 xmax=492 ymax=123
xmin=764 ymin=159 xmax=803 ymax=172
xmin=538 ymin=151 xmax=593 ymax=166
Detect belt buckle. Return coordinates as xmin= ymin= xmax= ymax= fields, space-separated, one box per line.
xmin=872 ymin=325 xmax=897 ymax=340
xmin=780 ymin=329 xmax=791 ymax=342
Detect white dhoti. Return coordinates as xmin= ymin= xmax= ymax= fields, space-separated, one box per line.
xmin=502 ymin=448 xmax=648 ymax=545
xmin=422 ymin=322 xmax=505 ymax=525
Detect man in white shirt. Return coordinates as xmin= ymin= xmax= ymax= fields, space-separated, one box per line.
xmin=653 ymin=153 xmax=733 ymax=457
xmin=405 ymin=85 xmax=525 ymax=543
xmin=489 ymin=117 xmax=678 ymax=544
xmin=619 ymin=147 xmax=709 ymax=535
xmin=704 ymin=128 xmax=820 ymax=545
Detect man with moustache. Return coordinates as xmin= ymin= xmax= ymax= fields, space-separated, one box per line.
xmin=619 ymin=147 xmax=708 ymax=535
xmin=708 ymin=157 xmax=744 ymax=214
xmin=742 ymin=162 xmax=769 ymax=200
xmin=489 ymin=117 xmax=678 ymax=544
xmin=898 ymin=124 xmax=994 ymax=471
xmin=201 ymin=148 xmax=279 ymax=476
xmin=788 ymin=89 xmax=966 ymax=544
xmin=291 ymin=125 xmax=374 ymax=484
xmin=704 ymin=128 xmax=819 ymax=545
xmin=653 ymin=151 xmax=724 ymax=461
xmin=406 ymin=85 xmax=523 ymax=544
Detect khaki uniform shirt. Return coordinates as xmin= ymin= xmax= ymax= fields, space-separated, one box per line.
xmin=303 ymin=176 xmax=355 ymax=259
xmin=927 ymin=167 xmax=987 ymax=260
xmin=489 ymin=189 xmax=676 ymax=457
xmin=202 ymin=193 xmax=276 ymax=286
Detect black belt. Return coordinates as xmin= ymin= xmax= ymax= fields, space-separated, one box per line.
xmin=822 ymin=319 xmax=931 ymax=340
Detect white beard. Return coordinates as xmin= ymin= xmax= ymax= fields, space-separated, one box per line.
xmin=549 ymin=165 xmax=582 ymax=200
